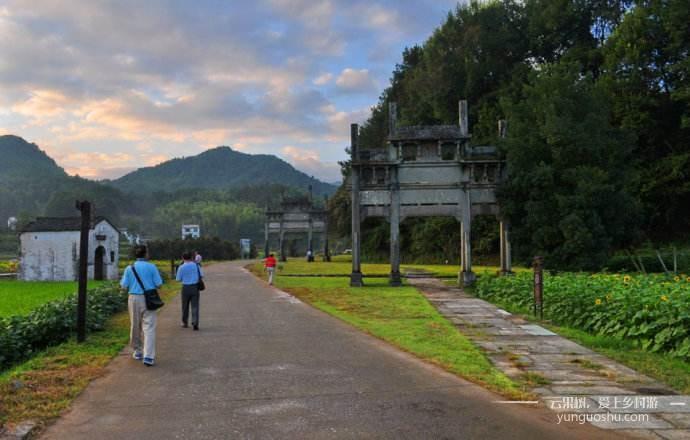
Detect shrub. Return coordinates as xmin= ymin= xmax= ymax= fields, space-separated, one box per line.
xmin=476 ymin=272 xmax=690 ymax=359
xmin=0 ymin=284 xmax=127 ymax=370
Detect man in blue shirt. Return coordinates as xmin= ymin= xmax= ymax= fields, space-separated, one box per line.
xmin=176 ymin=251 xmax=204 ymax=330
xmin=120 ymin=245 xmax=163 ymax=366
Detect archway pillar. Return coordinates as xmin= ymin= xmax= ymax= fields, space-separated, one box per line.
xmin=389 ymin=168 xmax=402 ymax=287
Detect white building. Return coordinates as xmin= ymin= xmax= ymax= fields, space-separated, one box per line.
xmin=181 ymin=224 xmax=200 ymax=239
xmin=19 ymin=217 xmax=120 ymax=281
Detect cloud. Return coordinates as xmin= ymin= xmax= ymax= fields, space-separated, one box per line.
xmin=335 ymin=68 xmax=377 ymax=93
xmin=0 ymin=0 xmax=461 ymax=181
xmin=281 ymin=145 xmax=341 ymax=182
xmin=313 ymin=73 xmax=334 ymax=85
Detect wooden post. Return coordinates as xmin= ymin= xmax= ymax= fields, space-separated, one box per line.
xmin=75 ymin=200 xmax=91 ymax=343
xmin=350 ymin=123 xmax=363 ymax=287
xmin=533 ymin=256 xmax=544 ymax=320
xmin=389 ymin=168 xmax=401 ymax=287
xmin=500 ymin=221 xmax=512 ymax=275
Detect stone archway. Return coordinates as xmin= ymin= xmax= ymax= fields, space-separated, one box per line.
xmin=94 ymin=246 xmax=106 ymax=280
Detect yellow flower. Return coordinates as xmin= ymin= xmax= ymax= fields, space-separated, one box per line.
xmin=623 ymin=275 xmax=631 ymax=283
xmin=595 ymin=298 xmax=602 ymax=305
xmin=606 ymin=294 xmax=612 ymax=301
xmin=674 ymin=276 xmax=680 ymax=282
xmin=660 ymin=295 xmax=669 ymax=302
xmin=686 ymin=276 xmax=690 ymax=283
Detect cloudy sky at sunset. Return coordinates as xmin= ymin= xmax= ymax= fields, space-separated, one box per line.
xmin=0 ymin=0 xmax=460 ymax=182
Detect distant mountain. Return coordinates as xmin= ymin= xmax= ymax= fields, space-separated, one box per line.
xmin=0 ymin=135 xmax=129 ymax=224
xmin=0 ymin=135 xmax=67 ymax=181
xmin=110 ymin=146 xmax=336 ymax=195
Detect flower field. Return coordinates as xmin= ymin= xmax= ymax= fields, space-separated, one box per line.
xmin=0 ymin=260 xmax=17 ymax=273
xmin=476 ymin=272 xmax=690 ymax=359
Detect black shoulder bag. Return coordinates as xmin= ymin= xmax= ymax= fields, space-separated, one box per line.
xmin=196 ymin=264 xmax=206 ymax=291
xmin=131 ymin=265 xmax=164 ymax=310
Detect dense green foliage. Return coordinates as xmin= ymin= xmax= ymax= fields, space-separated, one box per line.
xmin=335 ymin=0 xmax=689 ymax=269
xmin=0 ymin=284 xmax=127 ymax=370
xmin=476 ymin=272 xmax=690 ymax=359
xmin=109 ymin=146 xmax=334 ymax=195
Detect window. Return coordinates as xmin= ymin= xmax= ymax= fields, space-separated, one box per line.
xmin=402 ymin=144 xmax=417 ymax=161
xmin=441 ymin=143 xmax=456 ymax=160
xmin=375 ymin=167 xmax=386 ymax=184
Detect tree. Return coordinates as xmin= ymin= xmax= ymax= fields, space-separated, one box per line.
xmin=601 ymin=0 xmax=690 ymax=239
xmin=499 ymin=62 xmax=640 ymax=269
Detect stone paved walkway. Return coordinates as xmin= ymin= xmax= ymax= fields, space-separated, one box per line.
xmin=409 ymin=278 xmax=690 ymax=440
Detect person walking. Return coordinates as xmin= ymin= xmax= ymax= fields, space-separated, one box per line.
xmin=177 ymin=251 xmax=203 ymax=330
xmin=264 ymin=253 xmax=277 ymax=285
xmin=120 ymin=245 xmax=163 ymax=367
xmin=194 ymin=251 xmax=203 ymax=265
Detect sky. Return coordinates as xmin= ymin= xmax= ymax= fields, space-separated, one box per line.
xmin=0 ymin=0 xmax=461 ymax=183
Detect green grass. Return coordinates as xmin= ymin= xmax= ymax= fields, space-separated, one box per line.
xmin=0 ymin=282 xmax=179 ymax=431
xmin=250 ymin=266 xmax=528 ymax=400
xmin=256 ymin=257 xmax=527 ymax=279
xmin=0 ymin=281 xmax=106 ymax=318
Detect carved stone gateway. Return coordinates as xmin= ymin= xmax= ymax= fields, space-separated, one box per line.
xmin=264 ymin=192 xmax=329 ymax=262
xmin=349 ymin=100 xmax=511 ymax=287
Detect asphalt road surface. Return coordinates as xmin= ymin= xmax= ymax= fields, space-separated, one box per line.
xmin=42 ymin=262 xmax=626 ymax=439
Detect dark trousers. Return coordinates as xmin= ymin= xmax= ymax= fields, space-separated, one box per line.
xmin=181 ymin=284 xmax=200 ymax=326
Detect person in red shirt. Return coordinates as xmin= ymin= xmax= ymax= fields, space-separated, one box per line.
xmin=264 ymin=253 xmax=277 ymax=285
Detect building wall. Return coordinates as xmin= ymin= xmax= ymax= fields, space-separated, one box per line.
xmin=19 ymin=231 xmax=80 ymax=281
xmin=19 ymin=220 xmax=120 ymax=281
xmin=89 ymin=221 xmax=120 ymax=281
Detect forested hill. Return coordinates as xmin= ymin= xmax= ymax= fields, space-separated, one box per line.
xmin=110 ymin=146 xmax=335 ymax=195
xmin=337 ymin=0 xmax=689 ymax=270
xmin=0 ymin=135 xmax=67 ymax=180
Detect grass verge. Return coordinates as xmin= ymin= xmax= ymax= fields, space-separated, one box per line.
xmin=249 ymin=264 xmax=529 ymax=400
xmin=0 ymin=282 xmax=179 ymax=431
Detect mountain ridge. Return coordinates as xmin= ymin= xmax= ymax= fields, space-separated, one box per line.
xmin=110 ymin=146 xmax=335 ymax=195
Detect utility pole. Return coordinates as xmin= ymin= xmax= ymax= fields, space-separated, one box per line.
xmin=75 ymin=200 xmax=91 ymax=343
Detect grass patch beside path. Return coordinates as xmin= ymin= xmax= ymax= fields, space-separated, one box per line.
xmin=252 ymin=259 xmax=526 ymax=279
xmin=0 ymin=281 xmax=106 ymax=318
xmin=0 ymin=282 xmax=179 ymax=431
xmin=249 ymin=265 xmax=528 ymax=400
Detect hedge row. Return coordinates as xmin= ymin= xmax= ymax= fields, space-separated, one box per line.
xmin=0 ymin=284 xmax=127 ymax=370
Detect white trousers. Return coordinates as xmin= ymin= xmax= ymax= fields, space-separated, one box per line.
xmin=267 ymin=267 xmax=275 ymax=285
xmin=128 ymin=295 xmax=157 ymax=359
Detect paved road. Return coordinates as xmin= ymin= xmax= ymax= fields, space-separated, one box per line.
xmin=43 ymin=262 xmax=626 ymax=439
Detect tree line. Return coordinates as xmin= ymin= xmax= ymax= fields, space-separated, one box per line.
xmin=329 ymin=0 xmax=689 ymax=270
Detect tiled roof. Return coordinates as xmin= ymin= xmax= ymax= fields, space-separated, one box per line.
xmin=21 ymin=216 xmax=117 ymax=233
